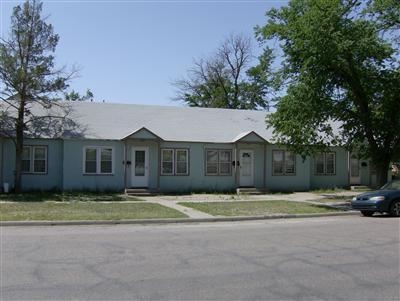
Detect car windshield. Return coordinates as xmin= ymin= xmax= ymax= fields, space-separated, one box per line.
xmin=381 ymin=180 xmax=400 ymax=190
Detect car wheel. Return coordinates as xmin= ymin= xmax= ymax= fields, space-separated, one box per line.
xmin=360 ymin=210 xmax=374 ymax=217
xmin=389 ymin=200 xmax=400 ymax=217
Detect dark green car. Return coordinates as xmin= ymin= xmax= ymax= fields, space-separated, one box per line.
xmin=351 ymin=180 xmax=400 ymax=217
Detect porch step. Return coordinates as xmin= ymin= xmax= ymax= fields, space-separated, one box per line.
xmin=236 ymin=187 xmax=268 ymax=195
xmin=125 ymin=188 xmax=158 ymax=196
xmin=350 ymin=185 xmax=370 ymax=191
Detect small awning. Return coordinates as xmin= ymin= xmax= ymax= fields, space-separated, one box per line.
xmin=231 ymin=131 xmax=268 ymax=143
xmin=122 ymin=127 xmax=163 ymax=141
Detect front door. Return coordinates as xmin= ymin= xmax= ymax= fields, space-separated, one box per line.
xmin=131 ymin=147 xmax=149 ymax=187
xmin=350 ymin=153 xmax=361 ymax=185
xmin=239 ymin=150 xmax=254 ymax=187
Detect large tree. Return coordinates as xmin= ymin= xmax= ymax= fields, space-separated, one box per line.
xmin=256 ymin=0 xmax=400 ymax=186
xmin=174 ymin=34 xmax=273 ymax=110
xmin=0 ymin=0 xmax=75 ymax=192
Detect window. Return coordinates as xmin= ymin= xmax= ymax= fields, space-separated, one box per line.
xmin=161 ymin=149 xmax=189 ymax=176
xmin=21 ymin=147 xmax=31 ymax=173
xmin=314 ymin=152 xmax=336 ymax=175
xmin=84 ymin=147 xmax=113 ymax=174
xmin=205 ymin=149 xmax=232 ymax=176
xmin=161 ymin=149 xmax=174 ymax=175
xmin=272 ymin=150 xmax=296 ymax=176
xmin=176 ymin=149 xmax=188 ymax=175
xmin=21 ymin=146 xmax=47 ymax=174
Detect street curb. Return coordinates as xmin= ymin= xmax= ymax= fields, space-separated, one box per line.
xmin=0 ymin=211 xmax=359 ymax=227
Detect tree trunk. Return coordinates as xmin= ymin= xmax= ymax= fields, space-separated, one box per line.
xmin=375 ymin=159 xmax=391 ymax=188
xmin=14 ymin=140 xmax=23 ymax=193
xmin=14 ymin=101 xmax=25 ymax=193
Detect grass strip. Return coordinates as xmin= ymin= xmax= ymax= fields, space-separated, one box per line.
xmin=0 ymin=192 xmax=142 ymax=202
xmin=178 ymin=200 xmax=342 ymax=216
xmin=0 ymin=202 xmax=187 ymax=221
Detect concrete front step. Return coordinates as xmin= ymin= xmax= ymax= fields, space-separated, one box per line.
xmin=125 ymin=188 xmax=158 ymax=196
xmin=236 ymin=187 xmax=268 ymax=195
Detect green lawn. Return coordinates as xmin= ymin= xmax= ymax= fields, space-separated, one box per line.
xmin=0 ymin=202 xmax=187 ymax=221
xmin=178 ymin=200 xmax=342 ymax=216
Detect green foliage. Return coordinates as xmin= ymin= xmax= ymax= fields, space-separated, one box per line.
xmin=256 ymin=0 xmax=400 ymax=185
xmin=365 ymin=0 xmax=400 ymax=33
xmin=0 ymin=0 xmax=70 ymax=103
xmin=174 ymin=34 xmax=273 ymax=110
xmin=0 ymin=0 xmax=76 ymax=192
xmin=64 ymin=89 xmax=94 ymax=101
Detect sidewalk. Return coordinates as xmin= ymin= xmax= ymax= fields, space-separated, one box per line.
xmin=144 ymin=197 xmax=213 ymax=218
xmin=140 ymin=190 xmax=358 ymax=218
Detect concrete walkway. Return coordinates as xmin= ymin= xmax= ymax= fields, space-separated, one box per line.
xmin=143 ymin=197 xmax=214 ymax=218
xmin=140 ymin=191 xmax=359 ymax=218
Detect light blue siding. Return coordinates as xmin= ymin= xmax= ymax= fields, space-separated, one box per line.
xmin=2 ymin=138 xmax=63 ymax=191
xmin=0 ymin=137 xmax=354 ymax=192
xmin=159 ymin=142 xmax=236 ymax=192
xmin=62 ymin=140 xmax=125 ymax=191
xmin=265 ymin=145 xmax=311 ymax=191
xmin=310 ymin=147 xmax=349 ymax=189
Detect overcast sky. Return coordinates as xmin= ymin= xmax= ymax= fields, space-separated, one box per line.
xmin=1 ymin=0 xmax=288 ymax=106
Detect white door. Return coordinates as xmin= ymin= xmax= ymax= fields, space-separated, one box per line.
xmin=350 ymin=153 xmax=361 ymax=185
xmin=131 ymin=147 xmax=149 ymax=187
xmin=239 ymin=150 xmax=254 ymax=187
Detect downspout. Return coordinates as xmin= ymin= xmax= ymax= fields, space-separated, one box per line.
xmin=156 ymin=139 xmax=160 ymax=192
xmin=123 ymin=140 xmax=127 ymax=191
xmin=60 ymin=139 xmax=64 ymax=191
xmin=263 ymin=143 xmax=267 ymax=189
xmin=347 ymin=151 xmax=351 ymax=187
xmin=235 ymin=143 xmax=238 ymax=188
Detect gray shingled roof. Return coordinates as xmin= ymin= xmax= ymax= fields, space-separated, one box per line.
xmin=65 ymin=102 xmax=274 ymax=143
xmin=1 ymin=101 xmax=343 ymax=144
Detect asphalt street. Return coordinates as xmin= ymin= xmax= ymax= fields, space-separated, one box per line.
xmin=1 ymin=216 xmax=399 ymax=300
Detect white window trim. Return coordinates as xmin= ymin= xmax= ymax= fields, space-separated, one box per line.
xmin=160 ymin=148 xmax=189 ymax=176
xmin=205 ymin=149 xmax=233 ymax=176
xmin=205 ymin=149 xmax=219 ymax=176
xmin=161 ymin=148 xmax=174 ymax=175
xmin=175 ymin=149 xmax=189 ymax=176
xmin=272 ymin=150 xmax=296 ymax=176
xmin=83 ymin=146 xmax=114 ymax=175
xmin=314 ymin=152 xmax=336 ymax=175
xmin=21 ymin=145 xmax=48 ymax=174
